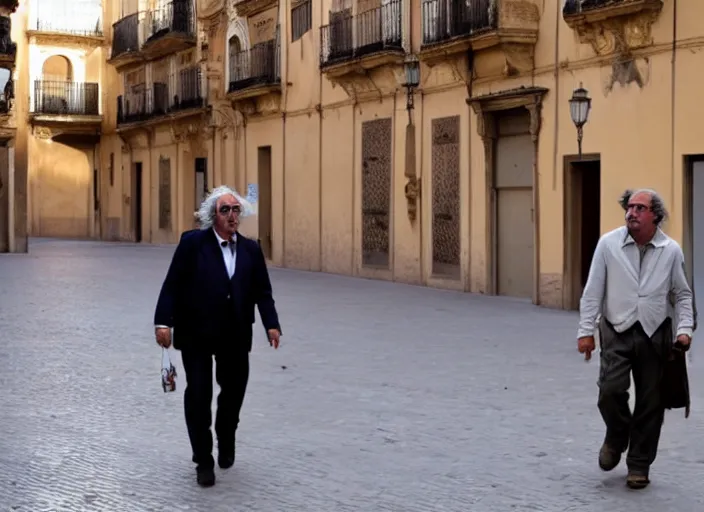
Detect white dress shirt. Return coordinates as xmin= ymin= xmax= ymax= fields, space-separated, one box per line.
xmin=578 ymin=226 xmax=695 ymax=340
xmin=212 ymin=228 xmax=237 ymax=279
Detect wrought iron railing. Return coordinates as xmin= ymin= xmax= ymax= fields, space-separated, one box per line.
xmin=420 ymin=0 xmax=496 ymax=46
xmin=111 ymin=13 xmax=140 ymax=59
xmin=34 ymin=0 xmax=103 ymax=36
xmin=228 ymin=39 xmax=280 ymax=92
xmin=144 ymin=0 xmax=195 ymax=44
xmin=32 ymin=81 xmax=100 ymax=116
xmin=36 ymin=20 xmax=102 ymax=36
xmin=320 ymin=0 xmax=403 ymax=67
xmin=0 ymin=16 xmax=16 ymax=60
xmin=117 ymin=69 xmax=205 ymax=124
xmin=171 ymin=66 xmax=205 ymax=111
xmin=563 ymin=0 xmax=633 ymax=15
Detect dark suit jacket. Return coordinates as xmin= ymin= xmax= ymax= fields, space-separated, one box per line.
xmin=154 ymin=228 xmax=281 ymax=353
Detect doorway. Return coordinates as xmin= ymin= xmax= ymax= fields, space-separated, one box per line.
xmin=685 ymin=158 xmax=704 ymax=328
xmin=257 ymin=146 xmax=272 ymax=260
xmin=564 ymin=156 xmax=601 ymax=310
xmin=494 ymin=109 xmax=534 ymax=299
xmin=195 ymin=157 xmax=207 ymax=221
xmin=132 ymin=162 xmax=143 ymax=243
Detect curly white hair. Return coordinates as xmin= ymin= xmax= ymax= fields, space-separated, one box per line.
xmin=196 ymin=185 xmax=256 ymax=230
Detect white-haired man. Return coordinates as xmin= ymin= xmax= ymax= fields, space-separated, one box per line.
xmin=154 ymin=185 xmax=282 ymax=487
xmin=577 ymin=188 xmax=695 ymax=489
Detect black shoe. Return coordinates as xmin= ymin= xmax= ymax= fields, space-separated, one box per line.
xmin=196 ymin=466 xmax=215 ymax=487
xmin=218 ymin=447 xmax=235 ymax=469
xmin=598 ymin=443 xmax=622 ymax=472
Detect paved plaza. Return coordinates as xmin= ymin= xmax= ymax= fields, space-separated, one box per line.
xmin=1 ymin=239 xmax=704 ymax=511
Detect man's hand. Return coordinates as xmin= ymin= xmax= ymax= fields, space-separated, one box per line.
xmin=268 ymin=329 xmax=281 ymax=349
xmin=578 ymin=336 xmax=596 ymax=361
xmin=675 ymin=334 xmax=692 ymax=352
xmin=156 ymin=327 xmax=172 ymax=349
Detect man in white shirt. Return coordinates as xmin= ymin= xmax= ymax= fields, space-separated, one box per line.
xmin=577 ymin=188 xmax=694 ymax=489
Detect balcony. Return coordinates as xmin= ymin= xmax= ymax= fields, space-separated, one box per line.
xmin=319 ymin=0 xmax=403 ymax=98
xmin=562 ymin=0 xmax=663 ymax=56
xmin=419 ymin=0 xmax=540 ymax=73
xmin=110 ymin=13 xmax=141 ymax=67
xmin=226 ymin=30 xmax=282 ymax=115
xmin=141 ymin=0 xmax=196 ymax=61
xmin=0 ymin=15 xmax=16 ymax=69
xmin=109 ymin=1 xmax=196 ymax=69
xmin=30 ymin=81 xmax=101 ymax=135
xmin=29 ymin=0 xmax=103 ymax=45
xmin=117 ymin=66 xmax=205 ymax=128
xmin=228 ymin=39 xmax=280 ymax=99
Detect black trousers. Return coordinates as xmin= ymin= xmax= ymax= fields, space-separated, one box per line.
xmin=181 ymin=347 xmax=250 ymax=469
xmin=597 ymin=317 xmax=670 ymax=473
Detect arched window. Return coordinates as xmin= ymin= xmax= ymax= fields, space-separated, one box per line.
xmin=228 ymin=35 xmax=245 ymax=83
xmin=225 ymin=18 xmax=251 ymax=88
xmin=40 ymin=55 xmax=73 ymax=114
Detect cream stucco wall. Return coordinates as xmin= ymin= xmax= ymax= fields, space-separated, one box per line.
xmin=10 ymin=0 xmax=704 ymax=310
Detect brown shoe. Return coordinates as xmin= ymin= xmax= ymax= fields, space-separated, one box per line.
xmin=626 ymin=472 xmax=650 ymax=490
xmin=598 ymin=443 xmax=622 ymax=471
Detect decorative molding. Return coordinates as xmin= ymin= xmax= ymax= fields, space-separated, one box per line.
xmin=198 ymin=0 xmax=226 ymax=20
xmin=27 ymin=30 xmax=105 ymax=50
xmin=322 ymin=54 xmax=405 ymax=101
xmin=33 ymin=126 xmax=55 ymax=139
xmin=563 ymin=0 xmax=663 ymax=56
xmin=170 ymin=117 xmax=209 ymax=144
xmin=233 ymin=0 xmax=277 ymax=18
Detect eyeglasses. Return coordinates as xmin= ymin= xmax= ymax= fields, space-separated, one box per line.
xmin=218 ymin=205 xmax=242 ymax=216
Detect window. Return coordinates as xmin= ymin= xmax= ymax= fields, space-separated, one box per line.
xmin=291 ymin=0 xmax=312 ymax=42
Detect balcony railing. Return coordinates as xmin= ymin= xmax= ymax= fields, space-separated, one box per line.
xmin=421 ymin=0 xmax=496 ymax=46
xmin=117 ymin=68 xmax=205 ymax=124
xmin=563 ymin=0 xmax=637 ymax=15
xmin=172 ymin=66 xmax=205 ymax=111
xmin=0 ymin=16 xmax=16 ymax=61
xmin=111 ymin=13 xmax=140 ymax=59
xmin=32 ymin=81 xmax=100 ymax=116
xmin=36 ymin=20 xmax=102 ymax=37
xmin=228 ymin=39 xmax=280 ymax=92
xmin=34 ymin=0 xmax=103 ymax=37
xmin=143 ymin=0 xmax=196 ymax=44
xmin=320 ymin=0 xmax=402 ymax=67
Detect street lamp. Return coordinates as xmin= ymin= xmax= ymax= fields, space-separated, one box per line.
xmin=402 ymin=54 xmax=420 ymax=112
xmin=569 ymin=83 xmax=591 ymax=158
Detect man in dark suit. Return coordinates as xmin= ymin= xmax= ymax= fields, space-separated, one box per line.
xmin=154 ymin=185 xmax=282 ymax=487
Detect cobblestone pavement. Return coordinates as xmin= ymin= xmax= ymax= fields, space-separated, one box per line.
xmin=2 ymin=239 xmax=704 ymax=512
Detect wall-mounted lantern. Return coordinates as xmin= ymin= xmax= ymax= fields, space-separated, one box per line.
xmin=569 ymin=83 xmax=591 ymax=159
xmin=402 ymin=54 xmax=420 ymax=112
xmin=402 ymin=53 xmax=420 ymax=222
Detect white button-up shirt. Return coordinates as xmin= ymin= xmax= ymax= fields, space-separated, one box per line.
xmin=213 ymin=228 xmax=237 ymax=279
xmin=578 ymin=226 xmax=695 ymax=340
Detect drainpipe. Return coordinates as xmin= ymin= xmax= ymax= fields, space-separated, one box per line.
xmin=670 ymin=0 xmax=677 ymax=228
xmin=8 ymin=142 xmax=14 ymax=252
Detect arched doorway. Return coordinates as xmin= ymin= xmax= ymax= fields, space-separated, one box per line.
xmin=39 ymin=55 xmax=72 ymax=114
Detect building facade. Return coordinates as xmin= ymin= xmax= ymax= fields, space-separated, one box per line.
xmin=5 ymin=0 xmax=704 ymax=312
xmin=0 ymin=1 xmax=20 ymax=253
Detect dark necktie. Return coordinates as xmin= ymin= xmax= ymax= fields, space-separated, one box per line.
xmin=221 ymin=239 xmax=235 ymax=255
